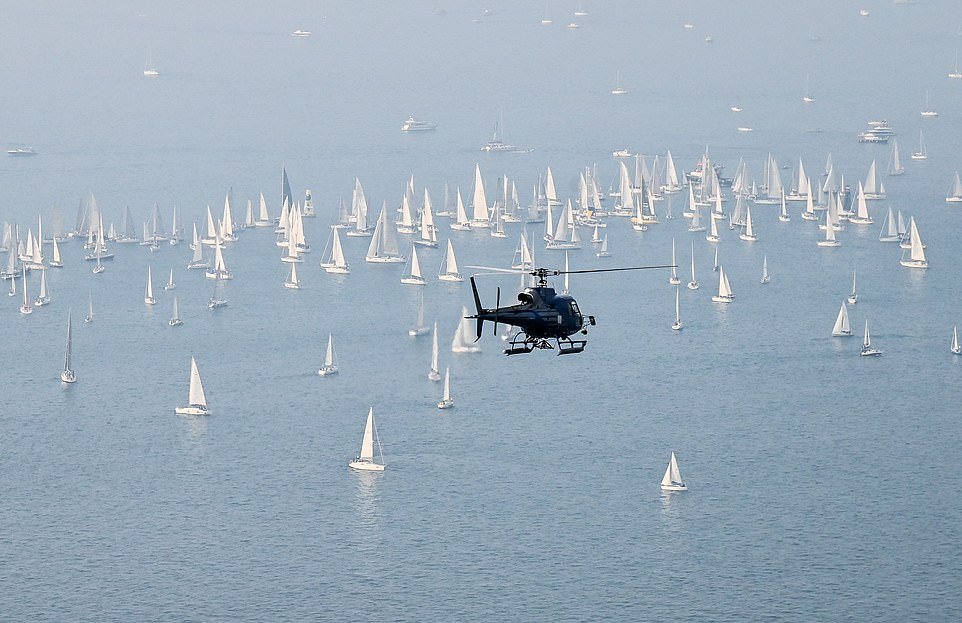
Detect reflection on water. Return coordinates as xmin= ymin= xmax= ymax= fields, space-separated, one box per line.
xmin=353 ymin=469 xmax=382 ymax=532
xmin=179 ymin=413 xmax=208 ymax=442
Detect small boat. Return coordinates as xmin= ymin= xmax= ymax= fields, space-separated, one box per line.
xmin=437 ymin=367 xmax=454 ymax=409
xmin=611 ymin=71 xmax=628 ymax=95
xmin=291 ymin=29 xmax=312 ymax=37
xmin=84 ymin=296 xmax=94 ymax=324
xmin=860 ymin=9 xmax=870 ymax=17
xmin=143 ymin=50 xmax=159 ymax=77
xmin=60 ymin=311 xmax=77 ymax=384
xmin=887 ymin=140 xmax=905 ymax=176
xmin=949 ymin=50 xmax=962 ymax=79
xmin=7 ymin=147 xmax=37 ymax=156
xmin=428 ymin=320 xmax=442 ymax=381
xmin=175 ymin=357 xmax=210 ymax=415
xmin=899 ymin=217 xmax=928 ymax=268
xmin=284 ymin=262 xmax=301 ymax=289
xmin=400 ymin=245 xmax=426 ymax=285
xmin=452 ymin=306 xmax=482 ymax=353
xmin=952 ymin=325 xmax=962 ymax=355
xmin=207 ymin=279 xmax=227 ymax=309
xmin=671 ymin=287 xmax=683 ymax=331
xmin=34 ymin=269 xmax=51 ymax=306
xmin=921 ymin=91 xmax=938 ymax=117
xmin=19 ymin=266 xmax=32 ymax=315
xmin=711 ymin=266 xmax=734 ymax=303
xmin=848 ymin=270 xmax=858 ymax=304
xmin=946 ymin=172 xmax=962 ymax=202
xmin=348 ymin=408 xmax=386 ymax=471
xmin=760 ymin=255 xmax=771 ymax=284
xmin=802 ymin=73 xmax=815 ymax=103
xmin=668 ymin=238 xmax=681 ymax=284
xmin=660 ymin=452 xmax=688 ymax=491
xmin=49 ymin=237 xmax=63 ymax=268
xmin=596 ymin=234 xmax=611 ymax=258
xmin=687 ymin=242 xmax=698 ymax=290
xmin=401 ymin=116 xmax=437 ymax=132
xmin=365 ymin=205 xmax=405 ymax=263
xmin=832 ymin=302 xmax=852 ymax=337
xmin=438 ymin=239 xmax=464 ymax=281
xmin=910 ymin=130 xmax=928 ymax=160
xmin=730 ymin=105 xmax=743 ymax=112
xmin=737 ymin=127 xmax=753 ymax=133
xmin=144 ymin=266 xmax=156 ymax=305
xmin=318 ymin=333 xmax=339 ymax=376
xmin=739 ymin=205 xmax=758 ymax=241
xmin=164 ymin=268 xmax=175 ymax=291
xmin=612 ymin=149 xmax=633 ymax=158
xmin=169 ymin=296 xmax=183 ymax=327
xmin=322 ymin=226 xmax=350 ymax=274
xmin=878 ymin=208 xmax=901 ymax=242
xmin=817 ymin=213 xmax=840 ymax=247
xmin=860 ymin=319 xmax=882 ymax=357
xmin=408 ymin=290 xmax=430 ymax=337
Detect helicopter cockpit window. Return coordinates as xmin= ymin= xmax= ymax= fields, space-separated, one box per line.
xmin=569 ymin=300 xmax=582 ymax=321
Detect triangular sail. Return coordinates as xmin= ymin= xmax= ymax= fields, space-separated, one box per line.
xmin=359 ymin=408 xmax=376 ymax=461
xmin=188 ymin=357 xmax=207 ymax=407
xmin=833 ymin=303 xmax=850 ymax=335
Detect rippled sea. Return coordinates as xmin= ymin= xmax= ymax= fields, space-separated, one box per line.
xmin=1 ymin=1 xmax=961 ymax=620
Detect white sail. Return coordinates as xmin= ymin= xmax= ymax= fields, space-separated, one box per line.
xmin=144 ymin=266 xmax=154 ymax=303
xmin=452 ymin=306 xmax=481 ymax=353
xmin=324 ymin=227 xmax=350 ymax=273
xmin=712 ymin=266 xmax=733 ymax=302
xmin=401 ymin=244 xmax=425 ymax=284
xmin=359 ymin=409 xmax=375 ymax=460
xmin=429 ymin=321 xmax=441 ymax=380
xmin=61 ymin=310 xmax=76 ymax=383
xmin=660 ymin=452 xmax=687 ymax=490
xmin=366 ymin=205 xmax=404 ymax=262
xmin=183 ymin=357 xmax=208 ymax=411
xmin=470 ymin=164 xmax=490 ymax=226
xmin=438 ymin=239 xmax=463 ymax=281
xmin=900 ymin=217 xmax=928 ymax=267
xmin=833 ymin=302 xmax=852 ymax=336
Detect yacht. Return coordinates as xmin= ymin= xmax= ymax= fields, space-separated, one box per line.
xmin=291 ymin=29 xmax=312 ymax=37
xmin=401 ymin=116 xmax=437 ymax=132
xmin=7 ymin=147 xmax=37 ymax=156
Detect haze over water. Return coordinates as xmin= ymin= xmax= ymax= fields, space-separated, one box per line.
xmin=2 ymin=2 xmax=961 ymax=620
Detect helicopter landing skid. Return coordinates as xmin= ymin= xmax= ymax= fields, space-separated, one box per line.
xmin=503 ymin=333 xmax=586 ymax=356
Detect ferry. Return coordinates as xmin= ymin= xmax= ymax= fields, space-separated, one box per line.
xmin=401 ymin=116 xmax=437 ymax=132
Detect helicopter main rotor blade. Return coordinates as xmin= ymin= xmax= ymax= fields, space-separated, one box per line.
xmin=551 ymin=264 xmax=677 ymax=275
xmin=464 ymin=265 xmax=525 ymax=275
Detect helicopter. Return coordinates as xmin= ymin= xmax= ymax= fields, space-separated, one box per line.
xmin=467 ymin=265 xmax=673 ymax=355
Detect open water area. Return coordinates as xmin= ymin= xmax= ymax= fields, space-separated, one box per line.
xmin=1 ymin=1 xmax=961 ymax=620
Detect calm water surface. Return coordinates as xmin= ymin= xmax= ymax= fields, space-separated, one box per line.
xmin=1 ymin=2 xmax=961 ymax=621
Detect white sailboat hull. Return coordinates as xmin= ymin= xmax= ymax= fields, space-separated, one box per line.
xmin=60 ymin=370 xmax=76 ymax=384
xmin=175 ymin=405 xmax=209 ymax=416
xmin=437 ymin=399 xmax=454 ymax=409
xmin=349 ymin=459 xmax=385 ymax=472
xmin=317 ymin=366 xmax=338 ymax=376
xmin=660 ymin=483 xmax=688 ymax=491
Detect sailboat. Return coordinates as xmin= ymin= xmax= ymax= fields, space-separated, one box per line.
xmin=164 ymin=268 xmax=175 ymax=291
xmin=169 ymin=296 xmax=183 ymax=326
xmin=323 ymin=227 xmax=350 ymax=274
xmin=175 ymin=357 xmax=210 ymax=415
xmin=739 ymin=205 xmax=758 ymax=241
xmin=686 ymin=243 xmax=699 ymax=290
xmin=452 ymin=306 xmax=482 ymax=353
xmin=318 ymin=333 xmax=339 ymax=376
xmin=437 ymin=367 xmax=454 ymax=409
xmin=400 ymin=245 xmax=426 ymax=285
xmin=143 ymin=50 xmax=159 ymax=77
xmin=671 ymin=287 xmax=683 ymax=331
xmin=860 ymin=319 xmax=882 ymax=357
xmin=817 ymin=212 xmax=840 ymax=247
xmin=438 ymin=239 xmax=463 ymax=281
xmin=921 ymin=91 xmax=938 ymax=117
xmin=946 ymin=172 xmax=962 ymax=203
xmin=832 ymin=302 xmax=852 ymax=337
xmin=887 ymin=139 xmax=905 ymax=176
xmin=899 ymin=217 xmax=928 ymax=268
xmin=669 ymin=238 xmax=681 ymax=284
xmin=60 ymin=311 xmax=76 ymax=384
xmin=848 ymin=270 xmax=858 ymax=304
xmin=144 ymin=266 xmax=156 ymax=305
xmin=49 ymin=237 xmax=63 ymax=268
xmin=848 ymin=183 xmax=873 ymax=225
xmin=34 ymin=269 xmax=51 ymax=306
xmin=19 ymin=266 xmax=32 ymax=315
xmin=365 ymin=204 xmax=405 ymax=263
xmin=911 ymin=131 xmax=928 ymax=160
xmin=878 ymin=208 xmax=900 ymax=242
xmin=949 ymin=50 xmax=962 ymax=79
xmin=660 ymin=452 xmax=688 ymax=491
xmin=349 ymin=407 xmax=385 ymax=471
xmin=84 ymin=296 xmax=94 ymax=324
xmin=284 ymin=262 xmax=301 ymax=289
xmin=428 ymin=321 xmax=442 ymax=381
xmin=711 ymin=266 xmax=734 ymax=303
xmin=760 ymin=255 xmax=771 ymax=284
xmin=611 ymin=71 xmax=628 ymax=95
xmin=952 ymin=325 xmax=961 ymax=355
xmin=205 ymin=239 xmax=232 ymax=279
xmin=779 ymin=191 xmax=791 ymax=222
xmin=207 ymin=278 xmax=227 ymax=309
xmin=408 ymin=290 xmax=430 ymax=337
xmin=706 ymin=204 xmax=720 ymax=242
xmin=596 ymin=233 xmax=611 ymax=258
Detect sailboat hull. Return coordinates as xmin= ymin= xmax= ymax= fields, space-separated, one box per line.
xmin=437 ymin=399 xmax=454 ymax=409
xmin=60 ymin=370 xmax=76 ymax=383
xmin=349 ymin=460 xmax=384 ymax=472
xmin=318 ymin=366 xmax=338 ymax=376
xmin=175 ymin=406 xmax=209 ymax=416
xmin=661 ymin=483 xmax=688 ymax=491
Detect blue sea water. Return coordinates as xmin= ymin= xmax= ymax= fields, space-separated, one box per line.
xmin=1 ymin=1 xmax=961 ymax=621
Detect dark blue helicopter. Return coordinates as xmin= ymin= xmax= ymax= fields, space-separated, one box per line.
xmin=468 ymin=265 xmax=672 ymax=355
